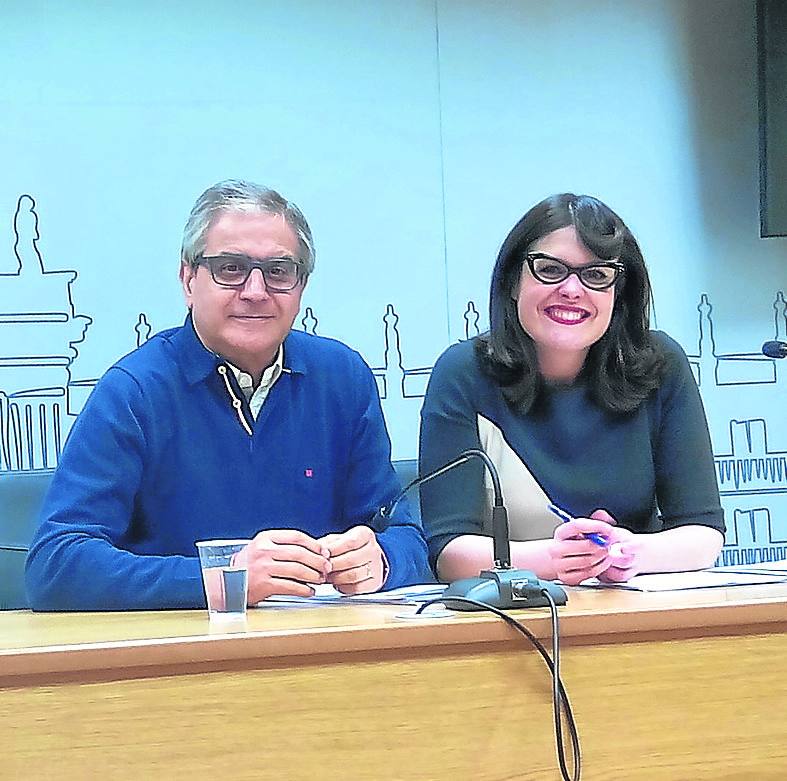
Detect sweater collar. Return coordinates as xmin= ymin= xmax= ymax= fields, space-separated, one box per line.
xmin=173 ymin=313 xmax=307 ymax=385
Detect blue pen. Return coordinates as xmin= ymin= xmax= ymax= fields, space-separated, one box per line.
xmin=547 ymin=503 xmax=609 ymax=547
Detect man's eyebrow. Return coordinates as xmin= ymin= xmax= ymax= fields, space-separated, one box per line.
xmin=215 ymin=252 xmax=297 ymax=262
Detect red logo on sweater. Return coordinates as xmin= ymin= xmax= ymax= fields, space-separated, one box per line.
xmin=304 ymin=469 xmax=313 ymax=478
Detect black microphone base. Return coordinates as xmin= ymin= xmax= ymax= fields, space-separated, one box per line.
xmin=441 ymin=568 xmax=567 ymax=611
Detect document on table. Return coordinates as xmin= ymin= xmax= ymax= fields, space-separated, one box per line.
xmin=256 ymin=583 xmax=447 ymax=608
xmin=576 ymin=569 xmax=787 ymax=592
xmin=709 ymin=561 xmax=787 ymax=576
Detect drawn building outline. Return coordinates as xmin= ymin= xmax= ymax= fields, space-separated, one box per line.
xmin=2 ymin=194 xmax=786 ymax=566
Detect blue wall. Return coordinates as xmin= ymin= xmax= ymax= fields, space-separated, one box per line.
xmin=1 ymin=1 xmax=785 ymax=565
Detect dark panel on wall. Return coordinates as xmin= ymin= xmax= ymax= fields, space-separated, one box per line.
xmin=758 ymin=0 xmax=787 ymax=237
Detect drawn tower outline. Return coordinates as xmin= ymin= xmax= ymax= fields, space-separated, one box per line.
xmin=0 ymin=195 xmax=91 ymax=471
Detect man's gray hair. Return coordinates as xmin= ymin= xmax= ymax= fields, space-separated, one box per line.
xmin=181 ymin=179 xmax=315 ymax=275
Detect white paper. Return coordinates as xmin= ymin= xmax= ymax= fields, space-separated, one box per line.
xmin=255 ymin=582 xmax=447 ymax=607
xmin=578 ymin=569 xmax=787 ymax=592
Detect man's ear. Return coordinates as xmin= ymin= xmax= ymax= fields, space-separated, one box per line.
xmin=180 ymin=261 xmax=195 ymax=307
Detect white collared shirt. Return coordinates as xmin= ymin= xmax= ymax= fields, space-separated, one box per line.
xmin=226 ymin=346 xmax=284 ymax=420
xmin=192 ymin=320 xmax=284 ymax=420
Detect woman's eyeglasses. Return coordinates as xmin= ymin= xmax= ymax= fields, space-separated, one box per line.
xmin=526 ymin=253 xmax=624 ymax=291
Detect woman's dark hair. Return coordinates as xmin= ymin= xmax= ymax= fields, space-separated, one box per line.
xmin=476 ymin=193 xmax=665 ymax=414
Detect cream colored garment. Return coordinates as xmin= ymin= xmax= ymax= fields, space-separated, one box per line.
xmin=477 ymin=414 xmax=560 ymax=541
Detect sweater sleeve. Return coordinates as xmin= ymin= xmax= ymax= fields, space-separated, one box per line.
xmin=341 ymin=355 xmax=433 ymax=589
xmin=25 ymin=368 xmax=205 ymax=611
xmin=652 ymin=333 xmax=725 ymax=534
xmin=418 ymin=342 xmax=489 ymax=569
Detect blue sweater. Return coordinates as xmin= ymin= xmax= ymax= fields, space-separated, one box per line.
xmin=26 ymin=318 xmax=431 ymax=610
xmin=419 ymin=332 xmax=725 ymax=568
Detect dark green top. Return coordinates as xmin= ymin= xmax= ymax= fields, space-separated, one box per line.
xmin=419 ymin=331 xmax=725 ymax=568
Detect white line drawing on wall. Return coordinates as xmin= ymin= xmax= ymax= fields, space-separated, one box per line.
xmin=464 ymin=301 xmax=481 ymax=341
xmin=300 ymin=307 xmax=318 ymax=335
xmin=687 ymin=294 xmax=787 ymax=564
xmin=300 ymin=300 xmax=483 ymax=401
xmin=713 ymin=418 xmax=787 ymax=566
xmin=371 ymin=305 xmax=432 ymax=400
xmin=689 ymin=293 xmax=785 ymax=386
xmin=719 ymin=507 xmax=787 ymax=566
xmin=716 ymin=418 xmax=787 ymax=496
xmin=1 ymin=194 xmax=785 ymax=565
xmin=135 ymin=313 xmax=152 ymax=347
xmin=0 ymin=195 xmax=91 ymax=471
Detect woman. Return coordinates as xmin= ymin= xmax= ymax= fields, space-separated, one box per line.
xmin=419 ymin=194 xmax=725 ymax=586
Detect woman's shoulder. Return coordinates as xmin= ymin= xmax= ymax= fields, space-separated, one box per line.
xmin=646 ymin=330 xmax=697 ymax=396
xmin=649 ymin=329 xmax=685 ymax=354
xmin=648 ymin=330 xmax=691 ymax=369
xmin=426 ymin=338 xmax=489 ymax=397
xmin=432 ymin=337 xmax=480 ymax=372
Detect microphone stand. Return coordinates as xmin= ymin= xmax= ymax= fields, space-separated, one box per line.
xmin=379 ymin=449 xmax=566 ymax=611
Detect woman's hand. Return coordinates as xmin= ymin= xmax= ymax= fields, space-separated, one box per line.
xmin=583 ymin=509 xmax=643 ymax=582
xmin=548 ymin=512 xmax=619 ymax=585
xmin=549 ymin=510 xmax=722 ymax=585
xmin=597 ymin=536 xmax=642 ymax=582
xmin=548 ymin=508 xmax=649 ymax=585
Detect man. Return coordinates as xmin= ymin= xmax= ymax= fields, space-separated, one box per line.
xmin=25 ymin=180 xmax=432 ymax=610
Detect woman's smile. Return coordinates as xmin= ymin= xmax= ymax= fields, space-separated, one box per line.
xmin=517 ymin=225 xmax=615 ymax=381
xmin=543 ymin=304 xmax=590 ymax=324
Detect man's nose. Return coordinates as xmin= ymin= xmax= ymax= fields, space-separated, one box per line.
xmin=239 ymin=268 xmax=270 ymax=299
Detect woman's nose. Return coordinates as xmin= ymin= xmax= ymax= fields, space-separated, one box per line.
xmin=557 ymin=270 xmax=584 ymax=298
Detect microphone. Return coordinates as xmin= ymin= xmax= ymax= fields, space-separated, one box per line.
xmin=763 ymin=340 xmax=787 ymax=359
xmin=378 ymin=449 xmax=567 ymax=611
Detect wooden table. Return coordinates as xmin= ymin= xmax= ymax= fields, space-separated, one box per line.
xmin=3 ymin=584 xmax=787 ymax=780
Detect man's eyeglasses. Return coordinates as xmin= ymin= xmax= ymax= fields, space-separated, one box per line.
xmin=526 ymin=253 xmax=624 ymax=291
xmin=194 ymin=253 xmax=305 ymax=291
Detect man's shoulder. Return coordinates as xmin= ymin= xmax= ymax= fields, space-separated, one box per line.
xmin=111 ymin=325 xmax=183 ymax=382
xmin=90 ymin=325 xmax=188 ymax=403
xmin=284 ymin=329 xmax=369 ymax=373
xmin=69 ymin=326 xmax=186 ymax=427
xmin=283 ymin=331 xmax=380 ymax=412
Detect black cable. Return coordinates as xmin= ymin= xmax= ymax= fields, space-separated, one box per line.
xmin=416 ymin=593 xmax=581 ymax=781
xmin=381 ymin=448 xmax=501 ymax=520
xmin=543 ymin=588 xmax=580 ymax=781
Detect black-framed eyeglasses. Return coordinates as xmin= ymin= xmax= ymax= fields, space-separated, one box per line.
xmin=193 ymin=253 xmax=305 ymax=291
xmin=525 ymin=252 xmax=624 ymax=291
